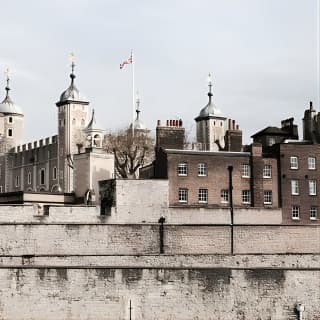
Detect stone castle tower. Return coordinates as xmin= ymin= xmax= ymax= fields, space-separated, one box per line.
xmin=55 ymin=56 xmax=90 ymax=193
xmin=194 ymin=74 xmax=227 ymax=151
xmin=0 ymin=69 xmax=24 ymax=154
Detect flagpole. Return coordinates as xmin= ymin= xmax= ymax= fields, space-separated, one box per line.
xmin=317 ymin=0 xmax=320 ymax=107
xmin=132 ymin=51 xmax=135 ymax=137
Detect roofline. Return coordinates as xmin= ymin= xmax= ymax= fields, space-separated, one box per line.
xmin=56 ymin=100 xmax=89 ymax=107
xmin=164 ymin=148 xmax=250 ymax=157
xmin=195 ymin=115 xmax=227 ymax=122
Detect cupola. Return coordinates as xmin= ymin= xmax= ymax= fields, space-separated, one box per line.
xmin=0 ymin=68 xmax=23 ymax=116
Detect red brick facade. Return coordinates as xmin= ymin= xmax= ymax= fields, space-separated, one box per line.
xmin=166 ymin=148 xmax=279 ymax=210
xmin=279 ymin=143 xmax=320 ymax=224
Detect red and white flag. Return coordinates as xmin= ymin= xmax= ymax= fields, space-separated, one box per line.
xmin=120 ymin=53 xmax=133 ymax=69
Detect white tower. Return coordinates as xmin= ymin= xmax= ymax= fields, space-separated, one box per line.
xmin=194 ymin=74 xmax=227 ymax=151
xmin=0 ymin=68 xmax=24 ymax=154
xmin=56 ymin=54 xmax=90 ymax=193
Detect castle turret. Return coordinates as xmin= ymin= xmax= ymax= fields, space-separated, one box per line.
xmin=0 ymin=68 xmax=24 ymax=154
xmin=194 ymin=74 xmax=227 ymax=151
xmin=129 ymin=92 xmax=147 ymax=132
xmin=85 ymin=109 xmax=104 ymax=148
xmin=56 ymin=54 xmax=90 ymax=192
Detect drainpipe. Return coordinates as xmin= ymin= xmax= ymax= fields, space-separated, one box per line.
xmin=158 ymin=216 xmax=166 ymax=254
xmin=129 ymin=299 xmax=133 ymax=320
xmin=228 ymin=166 xmax=234 ymax=254
xmin=295 ymin=304 xmax=305 ymax=320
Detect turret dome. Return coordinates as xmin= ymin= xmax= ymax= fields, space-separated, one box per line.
xmin=195 ymin=73 xmax=224 ymax=122
xmin=59 ymin=82 xmax=81 ymax=102
xmin=57 ymin=54 xmax=87 ymax=104
xmin=129 ymin=94 xmax=146 ymax=130
xmin=0 ymin=72 xmax=23 ymax=116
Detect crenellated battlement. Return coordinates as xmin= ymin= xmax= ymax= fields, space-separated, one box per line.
xmin=13 ymin=135 xmax=58 ymax=154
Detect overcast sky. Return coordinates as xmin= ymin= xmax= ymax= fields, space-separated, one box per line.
xmin=0 ymin=0 xmax=319 ymax=143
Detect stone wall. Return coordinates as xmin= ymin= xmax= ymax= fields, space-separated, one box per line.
xmin=0 ymin=262 xmax=318 ymax=319
xmin=0 ymin=205 xmax=318 ymax=319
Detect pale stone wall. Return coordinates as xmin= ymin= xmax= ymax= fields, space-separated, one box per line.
xmin=107 ymin=179 xmax=282 ymax=224
xmin=0 ymin=205 xmax=318 ymax=319
xmin=0 ymin=267 xmax=318 ymax=319
xmin=0 ymin=220 xmax=318 ymax=255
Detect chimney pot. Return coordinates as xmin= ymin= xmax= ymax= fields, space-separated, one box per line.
xmin=166 ymin=120 xmax=169 ymax=126
xmin=157 ymin=120 xmax=161 ymax=126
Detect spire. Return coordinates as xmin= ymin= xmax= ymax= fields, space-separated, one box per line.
xmin=2 ymin=67 xmax=13 ymax=104
xmin=207 ymin=73 xmax=213 ymax=103
xmin=69 ymin=52 xmax=76 ymax=86
xmin=130 ymin=91 xmax=146 ymax=130
xmin=58 ymin=53 xmax=85 ymax=104
xmin=135 ymin=91 xmax=141 ymax=120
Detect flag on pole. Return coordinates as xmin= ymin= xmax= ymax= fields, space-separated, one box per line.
xmin=120 ymin=53 xmax=133 ymax=69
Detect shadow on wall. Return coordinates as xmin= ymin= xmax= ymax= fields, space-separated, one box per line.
xmin=99 ymin=179 xmax=116 ymax=215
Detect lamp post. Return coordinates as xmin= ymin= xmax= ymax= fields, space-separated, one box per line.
xmin=228 ymin=166 xmax=234 ymax=254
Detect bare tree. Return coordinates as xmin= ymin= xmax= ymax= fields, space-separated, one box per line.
xmin=73 ymin=128 xmax=88 ymax=154
xmin=104 ymin=128 xmax=154 ymax=178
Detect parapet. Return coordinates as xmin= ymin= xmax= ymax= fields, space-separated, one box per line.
xmin=13 ymin=135 xmax=58 ymax=153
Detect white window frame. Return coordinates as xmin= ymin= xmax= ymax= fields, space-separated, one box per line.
xmin=8 ymin=116 xmax=13 ymax=124
xmin=27 ymin=172 xmax=32 ymax=185
xmin=308 ymin=157 xmax=316 ymax=170
xmin=291 ymin=180 xmax=299 ymax=195
xmin=268 ymin=137 xmax=275 ymax=146
xmin=309 ymin=180 xmax=317 ymax=196
xmin=263 ymin=165 xmax=272 ymax=178
xmin=292 ymin=206 xmax=300 ymax=220
xmin=263 ymin=190 xmax=272 ymax=205
xmin=198 ymin=163 xmax=207 ymax=176
xmin=241 ymin=164 xmax=250 ymax=178
xmin=53 ymin=167 xmax=57 ymax=180
xmin=310 ymin=206 xmax=317 ymax=220
xmin=177 ymin=163 xmax=188 ymax=176
xmin=220 ymin=189 xmax=229 ymax=203
xmin=198 ymin=188 xmax=208 ymax=203
xmin=178 ymin=188 xmax=188 ymax=203
xmin=242 ymin=190 xmax=251 ymax=204
xmin=290 ymin=156 xmax=298 ymax=169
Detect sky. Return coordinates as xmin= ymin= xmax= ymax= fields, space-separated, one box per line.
xmin=0 ymin=0 xmax=319 ymax=144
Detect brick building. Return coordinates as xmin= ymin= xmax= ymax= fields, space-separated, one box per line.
xmin=141 ymin=80 xmax=320 ymax=224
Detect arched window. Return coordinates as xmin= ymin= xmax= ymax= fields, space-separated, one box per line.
xmin=93 ymin=134 xmax=101 ymax=148
xmin=72 ymin=118 xmax=76 ymax=125
xmin=27 ymin=172 xmax=32 ymax=185
xmin=40 ymin=168 xmax=45 ymax=185
xmin=53 ymin=167 xmax=57 ymax=180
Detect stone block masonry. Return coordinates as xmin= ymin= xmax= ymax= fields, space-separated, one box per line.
xmin=0 ymin=206 xmax=318 ymax=319
xmin=0 ymin=267 xmax=318 ymax=319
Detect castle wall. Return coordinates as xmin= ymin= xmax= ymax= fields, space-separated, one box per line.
xmin=0 ymin=205 xmax=317 ymax=319
xmin=0 ymin=267 xmax=318 ymax=320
